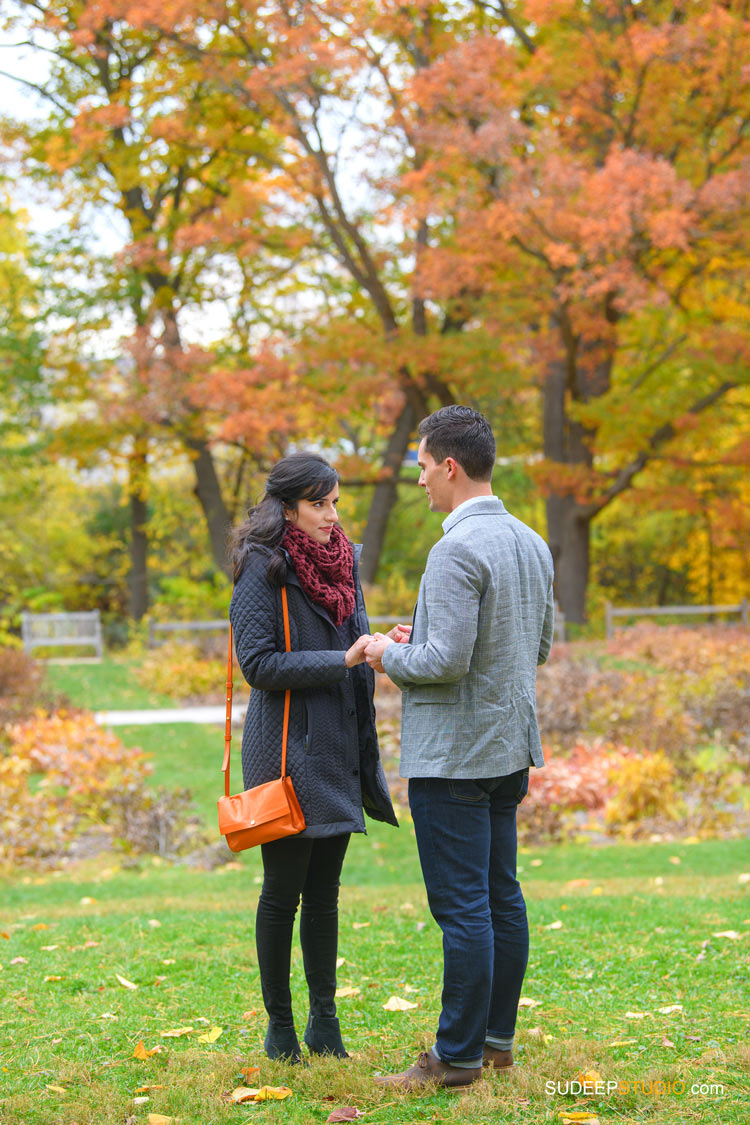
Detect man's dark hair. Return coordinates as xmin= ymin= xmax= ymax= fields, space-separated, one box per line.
xmin=418 ymin=406 xmax=496 ymax=482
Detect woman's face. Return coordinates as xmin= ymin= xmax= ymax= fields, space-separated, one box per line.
xmin=285 ymin=484 xmax=340 ymax=544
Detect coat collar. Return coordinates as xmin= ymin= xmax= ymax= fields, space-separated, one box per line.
xmin=442 ymin=496 xmax=506 ymax=534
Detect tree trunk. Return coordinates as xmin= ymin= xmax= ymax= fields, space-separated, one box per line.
xmin=359 ymin=399 xmax=417 ymax=585
xmin=185 ymin=436 xmax=232 ymax=577
xmin=543 ymin=312 xmax=615 ymax=623
xmin=129 ymin=436 xmax=149 ymax=621
xmin=548 ymin=497 xmax=591 ymax=624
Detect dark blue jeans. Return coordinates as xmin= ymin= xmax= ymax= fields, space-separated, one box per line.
xmin=408 ymin=769 xmax=530 ymax=1068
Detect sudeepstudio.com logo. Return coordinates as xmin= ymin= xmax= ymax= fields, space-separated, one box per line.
xmin=545 ymin=1078 xmax=725 ymax=1098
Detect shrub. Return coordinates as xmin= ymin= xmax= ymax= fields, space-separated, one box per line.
xmin=604 ymin=750 xmax=680 ymax=829
xmin=0 ymin=710 xmax=207 ymax=866
xmin=0 ymin=646 xmax=45 ymax=731
xmin=134 ymin=642 xmax=225 ymax=701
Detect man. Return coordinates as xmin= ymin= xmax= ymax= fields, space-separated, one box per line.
xmin=365 ymin=405 xmax=554 ymax=1091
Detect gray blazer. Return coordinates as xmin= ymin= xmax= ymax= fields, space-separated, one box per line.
xmin=382 ymin=497 xmax=554 ymax=779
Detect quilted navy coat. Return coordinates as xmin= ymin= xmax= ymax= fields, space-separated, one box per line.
xmin=230 ymin=543 xmax=398 ymax=838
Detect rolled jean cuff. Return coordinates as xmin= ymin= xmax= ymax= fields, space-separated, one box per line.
xmin=486 ymin=1034 xmax=514 ymax=1051
xmin=432 ymin=1045 xmax=483 ymax=1069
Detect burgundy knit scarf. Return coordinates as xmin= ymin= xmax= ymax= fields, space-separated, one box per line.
xmin=282 ymin=523 xmax=356 ymax=626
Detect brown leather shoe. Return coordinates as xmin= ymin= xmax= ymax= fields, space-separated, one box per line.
xmin=483 ymin=1046 xmax=514 ymax=1069
xmin=375 ymin=1050 xmax=482 ymax=1091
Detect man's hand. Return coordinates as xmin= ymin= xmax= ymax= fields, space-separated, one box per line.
xmin=364 ymin=632 xmax=394 ymax=673
xmin=386 ymin=623 xmax=412 ymax=644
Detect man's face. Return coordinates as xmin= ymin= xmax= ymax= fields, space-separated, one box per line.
xmin=417 ymin=438 xmax=450 ymax=512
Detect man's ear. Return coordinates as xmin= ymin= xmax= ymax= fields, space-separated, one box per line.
xmin=445 ymin=457 xmax=459 ymax=479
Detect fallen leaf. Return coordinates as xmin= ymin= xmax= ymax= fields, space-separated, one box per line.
xmin=148 ymin=1115 xmax=178 ymax=1124
xmin=44 ymin=975 xmax=62 ymax=982
xmin=591 ymin=886 xmax=604 ymax=896
xmin=240 ymin=1066 xmax=261 ymax=1081
xmin=661 ymin=1037 xmax=675 ymax=1048
xmin=230 ymin=1086 xmax=292 ymax=1103
xmin=545 ymin=920 xmax=564 ymax=930
xmin=712 ymin=930 xmax=742 ymax=940
xmin=148 ymin=919 xmax=161 ymax=928
xmin=160 ymin=1027 xmax=194 ymax=1038
xmin=530 ymin=858 xmax=543 ymax=867
xmin=33 ymin=923 xmax=49 ymax=931
xmin=518 ymin=997 xmax=541 ymax=1008
xmin=99 ymin=1012 xmax=118 ymax=1020
xmin=352 ymin=922 xmax=370 ymax=930
xmin=566 ymin=879 xmax=590 ymax=889
xmin=133 ymin=1041 xmax=164 ymax=1060
xmin=336 ymin=957 xmax=346 ymax=968
xmin=83 ymin=940 xmax=99 ymax=948
xmin=10 ymin=957 xmax=28 ymax=965
xmin=133 ymin=1096 xmax=150 ymax=1105
xmin=624 ymin=1011 xmax=648 ymax=1019
xmin=115 ymin=973 xmax=138 ymax=990
xmin=326 ymin=1109 xmax=364 ymax=1122
xmin=383 ymin=996 xmax=417 ymax=1011
xmin=559 ymin=1115 xmax=600 ymax=1124
xmin=335 ymin=986 xmax=361 ymax=999
xmin=576 ymin=1069 xmax=603 ymax=1086
xmin=162 ymin=958 xmax=176 ymax=965
xmin=609 ymin=1039 xmax=637 ymax=1047
xmin=79 ymin=897 xmax=96 ymax=906
xmin=668 ymin=856 xmax=681 ymax=865
xmin=135 ymin=1085 xmax=165 ymax=1093
xmin=658 ymin=1004 xmax=683 ymax=1014
xmin=242 ymin=1008 xmax=259 ymax=1020
xmin=1 ymin=932 xmax=10 ymax=939
xmin=197 ymin=1026 xmax=222 ymax=1043
xmin=41 ymin=945 xmax=59 ymax=951
xmin=46 ymin=1085 xmax=66 ymax=1093
xmin=738 ymin=873 xmax=750 ymax=884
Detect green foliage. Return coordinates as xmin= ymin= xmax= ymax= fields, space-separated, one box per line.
xmin=134 ymin=642 xmax=225 ymax=702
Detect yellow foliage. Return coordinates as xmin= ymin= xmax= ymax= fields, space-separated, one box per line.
xmin=605 ymin=751 xmax=679 ymax=826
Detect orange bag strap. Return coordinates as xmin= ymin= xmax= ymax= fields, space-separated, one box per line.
xmin=223 ymin=585 xmax=292 ymax=797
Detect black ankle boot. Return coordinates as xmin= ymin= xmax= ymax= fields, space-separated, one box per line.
xmin=264 ymin=1022 xmax=302 ymax=1063
xmin=304 ymin=1014 xmax=349 ymax=1058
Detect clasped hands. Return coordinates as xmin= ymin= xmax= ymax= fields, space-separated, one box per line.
xmin=344 ymin=623 xmax=411 ymax=671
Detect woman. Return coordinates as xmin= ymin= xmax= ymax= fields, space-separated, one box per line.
xmin=229 ymin=452 xmax=400 ymax=1064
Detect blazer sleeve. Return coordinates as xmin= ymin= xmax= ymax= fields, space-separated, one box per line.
xmin=537 ymin=577 xmax=555 ymax=666
xmin=382 ymin=539 xmax=481 ymax=687
xmin=230 ymin=552 xmax=348 ymax=691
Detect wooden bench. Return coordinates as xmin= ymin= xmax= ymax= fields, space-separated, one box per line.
xmin=21 ymin=611 xmax=103 ymax=660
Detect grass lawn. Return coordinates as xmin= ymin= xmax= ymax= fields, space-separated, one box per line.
xmin=44 ymin=659 xmax=177 ymax=712
xmin=1 ymin=834 xmax=748 ymax=1125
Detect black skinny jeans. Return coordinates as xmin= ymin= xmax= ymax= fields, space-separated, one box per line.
xmin=256 ymin=833 xmax=350 ymax=1027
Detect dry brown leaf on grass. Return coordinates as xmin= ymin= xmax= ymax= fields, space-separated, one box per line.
xmin=713 ymin=930 xmax=742 ymax=940
xmin=383 ymin=996 xmax=417 ymax=1011
xmin=148 ymin=1115 xmax=179 ymax=1124
xmin=559 ymin=1115 xmax=600 ymax=1125
xmin=326 ymin=1108 xmax=364 ymax=1122
xmin=45 ymin=1085 xmax=66 ymax=1094
xmin=576 ymin=1069 xmax=603 ymax=1086
xmin=335 ymin=986 xmax=361 ymax=999
xmin=160 ymin=1027 xmax=194 ymax=1038
xmin=135 ymin=1085 xmax=165 ymax=1093
xmin=115 ymin=973 xmax=138 ymax=990
xmin=518 ymin=997 xmax=541 ymax=1008
xmin=240 ymin=1066 xmax=261 ymax=1081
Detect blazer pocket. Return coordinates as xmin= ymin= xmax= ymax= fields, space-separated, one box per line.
xmin=409 ymin=682 xmax=460 ymax=704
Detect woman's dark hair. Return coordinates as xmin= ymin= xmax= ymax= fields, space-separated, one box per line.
xmin=418 ymin=405 xmax=496 ymax=482
xmin=230 ymin=452 xmax=340 ymax=582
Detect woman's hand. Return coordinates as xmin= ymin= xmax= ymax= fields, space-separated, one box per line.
xmin=345 ymin=634 xmax=372 ymax=668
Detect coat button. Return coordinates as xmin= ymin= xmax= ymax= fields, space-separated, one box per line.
xmin=352 ymin=768 xmax=359 ymax=776
xmin=348 ymin=708 xmax=355 ymax=717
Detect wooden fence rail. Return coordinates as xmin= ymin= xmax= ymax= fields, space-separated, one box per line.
xmin=605 ymin=599 xmax=749 ymax=639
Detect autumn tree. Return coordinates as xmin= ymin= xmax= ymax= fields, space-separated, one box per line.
xmin=403 ymin=0 xmax=750 ymax=619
